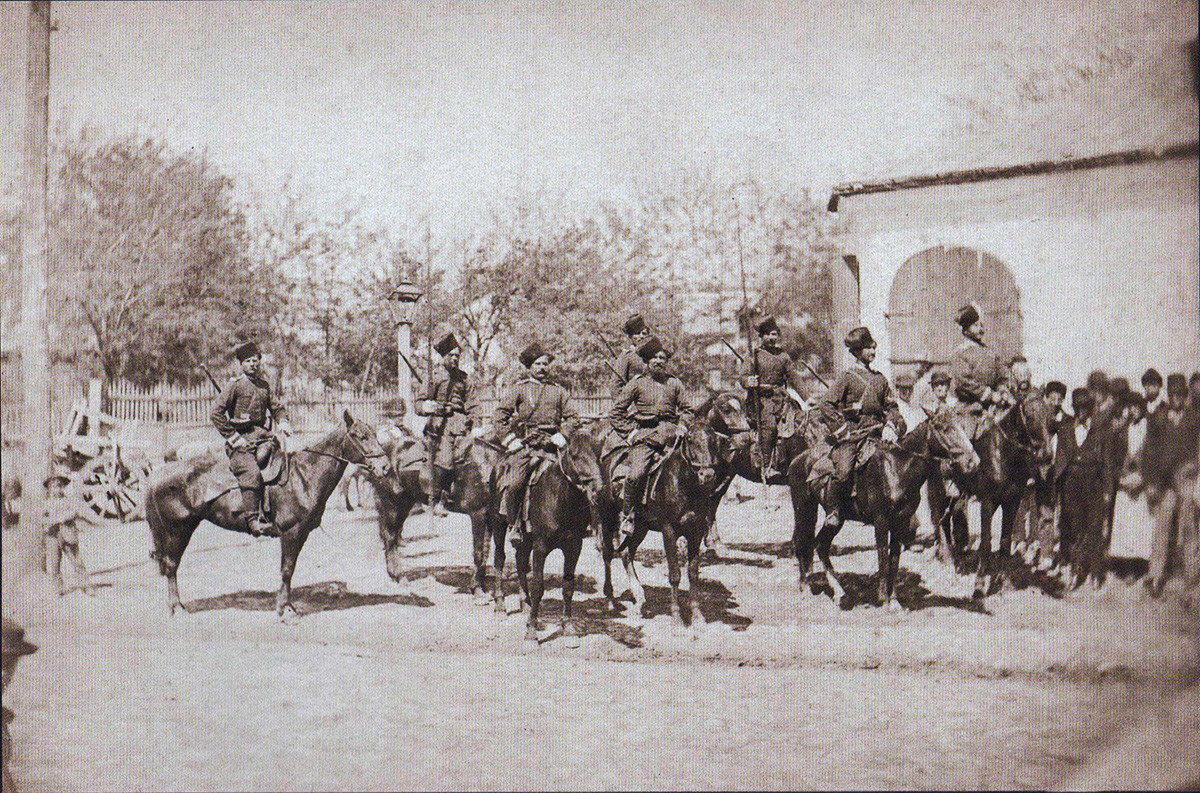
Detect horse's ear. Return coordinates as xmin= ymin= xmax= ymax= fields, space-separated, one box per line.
xmin=343 ymin=409 xmax=354 ymax=428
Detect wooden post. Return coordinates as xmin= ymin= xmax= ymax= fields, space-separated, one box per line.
xmin=19 ymin=0 xmax=52 ymax=575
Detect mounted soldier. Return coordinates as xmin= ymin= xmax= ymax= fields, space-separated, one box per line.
xmin=494 ymin=342 xmax=580 ymax=545
xmin=949 ymin=303 xmax=1012 ymax=439
xmin=741 ymin=316 xmax=806 ymax=480
xmin=210 ymin=341 xmax=292 ymax=537
xmin=416 ymin=332 xmax=474 ymax=517
xmin=816 ymin=326 xmax=905 ymax=531
xmin=612 ymin=313 xmax=651 ymax=398
xmin=608 ymin=335 xmax=695 ymax=547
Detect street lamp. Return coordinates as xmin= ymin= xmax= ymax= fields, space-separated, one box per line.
xmin=387 ymin=277 xmax=423 ymax=432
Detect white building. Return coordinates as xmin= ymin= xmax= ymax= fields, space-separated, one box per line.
xmin=826 ymin=142 xmax=1199 ymax=387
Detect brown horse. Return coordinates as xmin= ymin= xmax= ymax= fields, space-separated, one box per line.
xmin=369 ymin=435 xmax=504 ymax=602
xmin=595 ymin=412 xmax=718 ymax=625
xmin=792 ymin=409 xmax=980 ymax=611
xmin=145 ymin=410 xmax=391 ymax=620
xmin=503 ymin=429 xmax=605 ymax=641
xmin=943 ymin=394 xmax=1055 ymax=598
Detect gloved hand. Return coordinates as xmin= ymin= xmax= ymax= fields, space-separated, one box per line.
xmin=551 ymin=432 xmax=568 ymax=449
xmin=744 ymin=375 xmax=760 ymax=388
xmin=881 ymin=425 xmax=899 ymax=443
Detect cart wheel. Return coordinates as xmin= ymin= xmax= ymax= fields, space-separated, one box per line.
xmin=80 ymin=457 xmax=127 ymax=520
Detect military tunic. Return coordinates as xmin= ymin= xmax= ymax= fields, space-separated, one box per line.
xmin=610 ymin=372 xmax=695 ymax=507
xmin=949 ymin=339 xmax=1007 ymax=405
xmin=819 ymin=364 xmax=905 ymax=481
xmin=494 ymin=376 xmax=581 ymax=521
xmin=211 ymin=374 xmax=288 ymax=489
xmin=741 ymin=346 xmax=804 ymax=471
xmin=416 ymin=367 xmax=474 ymax=470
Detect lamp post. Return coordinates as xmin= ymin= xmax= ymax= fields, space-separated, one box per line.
xmin=387 ymin=277 xmax=423 ymax=433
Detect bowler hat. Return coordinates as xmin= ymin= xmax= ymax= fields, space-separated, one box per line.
xmin=1141 ymin=368 xmax=1163 ymax=387
xmin=1044 ymin=380 xmax=1067 ymax=398
xmin=756 ymin=316 xmax=780 ymax=336
xmin=1072 ymin=387 xmax=1096 ymax=412
xmin=956 ymin=303 xmax=981 ymax=329
xmin=1167 ymin=373 xmax=1188 ymax=395
xmin=519 ymin=342 xmax=553 ymax=369
xmin=234 ymin=341 xmax=261 ymax=362
xmin=623 ymin=313 xmax=647 ymax=337
xmin=930 ymin=371 xmax=951 ymax=387
xmin=434 ymin=332 xmax=460 ymax=357
xmin=637 ymin=335 xmax=669 ymax=363
xmin=1086 ymin=370 xmax=1109 ymax=392
xmin=844 ymin=326 xmax=876 ymax=352
xmin=2 ymin=618 xmax=37 ymax=658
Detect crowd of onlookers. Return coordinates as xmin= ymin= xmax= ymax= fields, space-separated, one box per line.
xmin=894 ymin=361 xmax=1200 ymax=594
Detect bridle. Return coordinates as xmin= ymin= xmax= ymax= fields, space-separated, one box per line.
xmin=295 ymin=425 xmax=389 ymax=469
xmin=991 ymin=398 xmax=1048 ymax=457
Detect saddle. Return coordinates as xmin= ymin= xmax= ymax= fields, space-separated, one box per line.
xmin=520 ymin=449 xmax=558 ymax=523
xmin=256 ymin=437 xmax=289 ymax=487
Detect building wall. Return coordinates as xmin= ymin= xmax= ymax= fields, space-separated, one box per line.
xmin=838 ymin=155 xmax=1199 ymax=386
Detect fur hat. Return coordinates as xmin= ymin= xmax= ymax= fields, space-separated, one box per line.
xmin=1141 ymin=368 xmax=1163 ymax=387
xmin=519 ymin=342 xmax=553 ymax=369
xmin=434 ymin=332 xmax=461 ymax=357
xmin=1167 ymin=372 xmax=1188 ymax=396
xmin=623 ymin=313 xmax=647 ymax=337
xmin=956 ymin=303 xmax=981 ymax=330
xmin=1071 ymin=387 xmax=1096 ymax=413
xmin=1107 ymin=377 xmax=1131 ymax=398
xmin=1086 ymin=370 xmax=1109 ymax=393
xmin=636 ymin=335 xmax=670 ymax=363
xmin=1043 ymin=380 xmax=1067 ymax=398
xmin=844 ymin=326 xmax=876 ymax=352
xmin=756 ymin=316 xmax=780 ymax=336
xmin=234 ymin=341 xmax=261 ymax=362
xmin=930 ymin=370 xmax=951 ymax=387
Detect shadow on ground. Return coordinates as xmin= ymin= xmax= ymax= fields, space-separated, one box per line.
xmin=722 ymin=540 xmax=877 ymax=560
xmin=185 ymin=580 xmax=434 ymax=616
xmin=804 ymin=569 xmax=990 ymax=614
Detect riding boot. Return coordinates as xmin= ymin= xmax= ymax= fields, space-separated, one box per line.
xmin=824 ymin=479 xmax=849 ymax=529
xmin=238 ymin=488 xmax=271 ymax=537
xmin=430 ymin=467 xmax=450 ymax=517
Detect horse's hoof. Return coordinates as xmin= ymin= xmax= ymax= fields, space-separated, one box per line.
xmin=886 ymin=599 xmax=903 ymax=614
xmin=525 ymin=624 xmax=539 ymax=642
xmin=536 ymin=624 xmax=562 ymax=644
xmin=279 ymin=605 xmax=300 ymax=625
xmin=504 ymin=594 xmax=523 ymax=615
xmin=473 ymin=593 xmax=492 ymax=607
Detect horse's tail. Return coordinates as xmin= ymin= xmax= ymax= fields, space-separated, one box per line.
xmin=144 ymin=475 xmax=171 ymax=576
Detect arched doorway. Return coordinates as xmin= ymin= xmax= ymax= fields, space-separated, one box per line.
xmin=887 ymin=246 xmax=1022 ymax=378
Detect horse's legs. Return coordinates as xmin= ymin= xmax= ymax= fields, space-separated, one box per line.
xmin=995 ymin=496 xmax=1021 ymax=591
xmin=491 ymin=514 xmax=508 ymax=612
xmin=815 ymin=518 xmax=846 ymax=604
xmin=561 ymin=538 xmax=582 ymax=636
xmin=684 ymin=527 xmax=705 ymax=625
xmin=705 ymin=476 xmax=733 ymax=550
xmin=525 ymin=540 xmax=548 ymax=641
xmin=601 ymin=514 xmax=618 ymax=612
xmin=277 ymin=530 xmax=307 ymax=619
xmin=886 ymin=522 xmax=904 ymax=613
xmin=974 ymin=500 xmax=996 ymax=599
xmin=151 ymin=512 xmax=200 ymax=617
xmin=661 ymin=522 xmax=685 ymax=623
xmin=621 ymin=531 xmax=647 ymax=614
xmin=792 ymin=488 xmax=818 ymax=594
xmin=514 ymin=536 xmax=530 ymax=614
xmin=874 ymin=522 xmax=890 ymax=606
xmin=470 ymin=510 xmax=489 ymax=600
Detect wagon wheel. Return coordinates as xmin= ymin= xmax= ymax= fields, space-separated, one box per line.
xmin=80 ymin=456 xmax=139 ymax=521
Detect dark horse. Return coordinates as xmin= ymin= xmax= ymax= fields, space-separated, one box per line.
xmin=703 ymin=392 xmax=823 ymax=548
xmin=501 ymin=429 xmax=605 ymax=641
xmin=369 ymin=435 xmax=504 ymax=602
xmin=595 ymin=412 xmax=718 ymax=625
xmin=937 ymin=394 xmax=1055 ymax=598
xmin=792 ymin=409 xmax=980 ymax=611
xmin=145 ymin=410 xmax=391 ymax=620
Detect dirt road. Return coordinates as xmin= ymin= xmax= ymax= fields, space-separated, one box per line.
xmin=3 ymin=492 xmax=1197 ymax=790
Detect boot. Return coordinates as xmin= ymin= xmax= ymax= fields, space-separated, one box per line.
xmin=239 ymin=488 xmax=271 ymax=537
xmin=824 ymin=480 xmax=849 ymax=529
xmin=617 ymin=508 xmax=636 ymax=550
xmin=431 ymin=467 xmax=452 ymax=517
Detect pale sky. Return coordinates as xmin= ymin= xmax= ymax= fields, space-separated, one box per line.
xmin=2 ymin=0 xmax=1196 ymax=235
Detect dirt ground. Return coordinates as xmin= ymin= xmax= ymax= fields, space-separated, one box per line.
xmin=3 ymin=486 xmax=1198 ymax=791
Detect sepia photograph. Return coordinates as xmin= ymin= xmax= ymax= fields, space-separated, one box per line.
xmin=1 ymin=1 xmax=1198 ymax=790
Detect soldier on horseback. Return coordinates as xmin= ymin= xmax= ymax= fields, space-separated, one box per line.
xmin=608 ymin=335 xmax=695 ymax=547
xmin=494 ymin=342 xmax=580 ymax=545
xmin=817 ymin=326 xmax=905 ymax=531
xmin=612 ymin=313 xmax=651 ymax=398
xmin=949 ymin=303 xmax=1013 ymax=438
xmin=741 ymin=316 xmax=806 ymax=480
xmin=210 ymin=341 xmax=291 ymax=537
xmin=416 ymin=332 xmax=474 ymax=517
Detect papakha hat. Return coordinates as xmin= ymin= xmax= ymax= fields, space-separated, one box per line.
xmin=434 ymin=332 xmax=461 ymax=357
xmin=623 ymin=313 xmax=647 ymax=336
xmin=234 ymin=341 xmax=261 ymax=361
xmin=519 ymin=342 xmax=553 ymax=369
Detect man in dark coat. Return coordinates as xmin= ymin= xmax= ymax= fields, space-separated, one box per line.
xmin=1144 ymin=373 xmax=1200 ymax=595
xmin=494 ymin=342 xmax=580 ymax=543
xmin=3 ymin=618 xmax=37 ymax=793
xmin=741 ymin=316 xmax=806 ymax=479
xmin=949 ymin=303 xmax=1012 ymax=438
xmin=210 ymin=341 xmax=292 ymax=536
xmin=416 ymin=332 xmax=474 ymax=517
xmin=611 ymin=313 xmax=651 ymax=399
xmin=1142 ymin=368 xmax=1164 ymax=417
xmin=1056 ymin=387 xmax=1116 ymax=586
xmin=816 ymin=326 xmax=905 ymax=530
xmin=608 ymin=335 xmax=694 ymax=544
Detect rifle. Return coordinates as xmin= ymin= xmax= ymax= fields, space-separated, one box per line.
xmin=591 ymin=326 xmax=629 ymax=386
xmin=720 ymin=337 xmax=744 ymax=363
xmin=734 ymin=198 xmax=769 ymax=484
xmin=189 ymin=349 xmax=223 ymax=393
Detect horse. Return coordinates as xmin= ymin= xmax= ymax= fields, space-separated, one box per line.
xmin=145 ymin=410 xmax=391 ymax=620
xmin=792 ymin=409 xmax=980 ymax=611
xmin=595 ymin=412 xmax=718 ymax=625
xmin=502 ymin=428 xmax=605 ymax=641
xmin=941 ymin=393 xmax=1055 ymax=598
xmin=703 ymin=391 xmax=823 ymax=547
xmin=368 ymin=433 xmax=503 ymax=602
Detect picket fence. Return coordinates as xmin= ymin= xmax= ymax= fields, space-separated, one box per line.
xmin=104 ymin=381 xmax=615 ymax=428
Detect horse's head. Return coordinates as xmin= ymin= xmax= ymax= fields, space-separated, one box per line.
xmin=342 ymin=409 xmax=391 ymax=479
xmin=709 ymin=391 xmax=752 ymax=437
xmin=1017 ymin=392 xmax=1055 ymax=469
xmin=927 ymin=409 xmax=980 ymax=476
xmin=682 ymin=419 xmax=717 ymax=489
xmin=563 ymin=425 xmax=605 ymax=507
